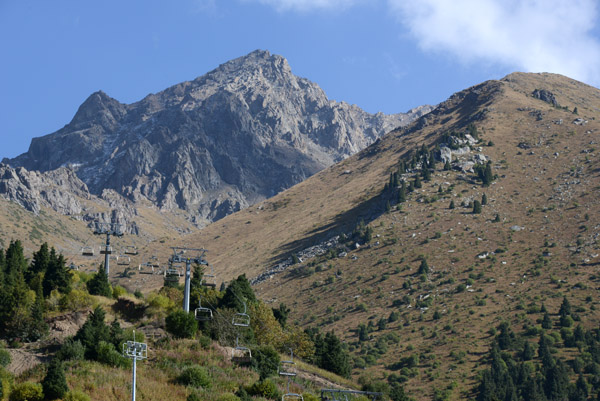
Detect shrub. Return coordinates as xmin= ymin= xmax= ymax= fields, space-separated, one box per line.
xmin=96 ymin=341 xmax=129 ymax=368
xmin=64 ymin=390 xmax=91 ymax=401
xmin=112 ymin=285 xmax=128 ymax=299
xmin=178 ymin=365 xmax=211 ymax=389
xmin=86 ymin=266 xmax=112 ymax=297
xmin=251 ymin=345 xmax=280 ymax=380
xmin=216 ymin=394 xmax=241 ymax=401
xmin=247 ymin=379 xmax=280 ymax=400
xmin=166 ymin=310 xmax=198 ymax=338
xmin=59 ymin=289 xmax=93 ymax=311
xmin=9 ymin=382 xmax=43 ymax=401
xmin=0 ymin=348 xmax=11 ymax=367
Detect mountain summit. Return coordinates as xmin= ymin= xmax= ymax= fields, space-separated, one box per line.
xmin=4 ymin=50 xmax=431 ymax=223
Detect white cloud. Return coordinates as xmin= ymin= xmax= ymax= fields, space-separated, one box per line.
xmin=245 ymin=0 xmax=361 ymax=12
xmin=388 ymin=0 xmax=600 ymax=85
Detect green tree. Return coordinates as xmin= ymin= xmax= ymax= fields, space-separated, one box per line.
xmin=26 ymin=243 xmax=50 ymax=286
xmin=449 ymin=200 xmax=455 ymax=209
xmin=221 ymin=274 xmax=256 ymax=311
xmin=418 ymin=259 xmax=429 ymax=275
xmin=272 ymin=303 xmax=290 ymax=328
xmin=42 ymin=359 xmax=69 ymax=400
xmin=320 ymin=331 xmax=351 ymax=378
xmin=413 ymin=175 xmax=422 ymax=189
xmin=481 ymin=193 xmax=488 ymax=205
xmin=166 ymin=309 xmax=198 ymax=338
xmin=86 ymin=265 xmax=111 ymax=297
xmin=42 ymin=248 xmax=72 ymax=297
xmin=473 ymin=200 xmax=482 ymax=214
xmin=74 ymin=306 xmax=110 ymax=360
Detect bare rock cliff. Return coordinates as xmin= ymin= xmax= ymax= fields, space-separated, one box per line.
xmin=4 ymin=50 xmax=432 ymax=223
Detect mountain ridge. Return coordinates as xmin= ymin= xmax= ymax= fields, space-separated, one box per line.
xmin=4 ymin=50 xmax=432 ymax=224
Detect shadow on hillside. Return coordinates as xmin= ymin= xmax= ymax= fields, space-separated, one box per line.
xmin=268 ymin=191 xmax=389 ymax=266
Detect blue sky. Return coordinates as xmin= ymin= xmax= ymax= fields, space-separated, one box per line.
xmin=1 ymin=0 xmax=599 ymax=159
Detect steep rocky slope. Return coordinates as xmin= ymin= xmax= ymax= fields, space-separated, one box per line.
xmin=4 ymin=50 xmax=430 ymax=224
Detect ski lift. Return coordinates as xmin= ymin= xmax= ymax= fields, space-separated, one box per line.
xmin=232 ymin=301 xmax=250 ymax=327
xmin=202 ymin=264 xmax=217 ymax=288
xmin=68 ymin=263 xmax=79 ymax=271
xmin=282 ymin=379 xmax=303 ymax=401
xmin=282 ymin=393 xmax=304 ymax=401
xmin=231 ymin=335 xmax=252 ymax=363
xmin=148 ymin=255 xmax=160 ymax=268
xmin=164 ymin=265 xmax=181 ymax=282
xmin=99 ymin=246 xmax=113 ymax=255
xmin=124 ymin=245 xmax=138 ymax=255
xmin=81 ymin=246 xmax=95 ymax=256
xmin=278 ymin=349 xmax=297 ymax=377
xmin=194 ymin=298 xmax=213 ymax=321
xmin=117 ymin=255 xmax=131 ymax=266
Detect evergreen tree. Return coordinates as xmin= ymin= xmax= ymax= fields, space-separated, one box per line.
xmin=422 ymin=166 xmax=431 ymax=182
xmin=272 ymin=303 xmax=290 ymax=328
xmin=444 ymin=160 xmax=451 ymax=171
xmin=413 ymin=175 xmax=422 ymax=189
xmin=74 ymin=306 xmax=110 ymax=359
xmin=449 ymin=200 xmax=455 ymax=209
xmin=221 ymin=274 xmax=256 ymax=311
xmin=483 ymin=162 xmax=493 ymax=186
xmin=189 ymin=263 xmax=205 ymax=309
xmin=28 ymin=280 xmax=48 ymax=341
xmin=86 ymin=265 xmax=112 ymax=297
xmin=26 ymin=242 xmax=50 ymax=286
xmin=473 ymin=200 xmax=482 ymax=214
xmin=321 ymin=331 xmax=351 ymax=378
xmin=398 ymin=181 xmax=407 ymax=203
xmin=542 ymin=313 xmax=553 ymax=329
xmin=418 ymin=259 xmax=429 ymax=275
xmin=42 ymin=359 xmax=69 ymax=400
xmin=482 ymin=193 xmax=488 ymax=205
xmin=42 ymin=248 xmax=72 ymax=297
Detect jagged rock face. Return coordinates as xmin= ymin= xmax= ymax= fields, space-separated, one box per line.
xmin=4 ymin=50 xmax=432 ymax=222
xmin=0 ymin=164 xmax=88 ymax=215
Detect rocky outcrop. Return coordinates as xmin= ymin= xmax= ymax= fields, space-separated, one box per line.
xmin=532 ymin=89 xmax=559 ymax=107
xmin=0 ymin=164 xmax=88 ymax=215
xmin=4 ymin=50 xmax=432 ymax=224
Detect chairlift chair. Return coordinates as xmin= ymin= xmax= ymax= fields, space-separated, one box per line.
xmin=232 ymin=301 xmax=251 ymax=327
xmin=149 ymin=255 xmax=160 ymax=268
xmin=278 ymin=349 xmax=297 ymax=377
xmin=117 ymin=255 xmax=131 ymax=266
xmin=124 ymin=245 xmax=138 ymax=255
xmin=202 ymin=264 xmax=217 ymax=288
xmin=194 ymin=298 xmax=213 ymax=321
xmin=81 ymin=246 xmax=95 ymax=256
xmin=282 ymin=393 xmax=304 ymax=401
xmin=231 ymin=335 xmax=252 ymax=363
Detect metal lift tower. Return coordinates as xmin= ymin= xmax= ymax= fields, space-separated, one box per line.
xmin=93 ymin=222 xmax=124 ymax=277
xmin=169 ymin=247 xmax=208 ymax=312
xmin=123 ymin=331 xmax=147 ymax=401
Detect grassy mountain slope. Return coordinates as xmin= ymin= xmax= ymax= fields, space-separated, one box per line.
xmin=155 ymin=72 xmax=600 ymax=398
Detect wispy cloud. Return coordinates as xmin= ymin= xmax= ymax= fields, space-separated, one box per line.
xmin=244 ymin=0 xmax=362 ymax=13
xmin=389 ymin=0 xmax=600 ymax=85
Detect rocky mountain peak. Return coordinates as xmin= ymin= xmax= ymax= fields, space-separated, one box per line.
xmin=3 ymin=50 xmax=432 ymax=225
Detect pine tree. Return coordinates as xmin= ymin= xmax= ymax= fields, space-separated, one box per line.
xmin=321 ymin=331 xmax=350 ymax=378
xmin=42 ymin=248 xmax=72 ymax=297
xmin=398 ymin=181 xmax=407 ymax=203
xmin=413 ymin=175 xmax=422 ymax=189
xmin=221 ymin=274 xmax=256 ymax=311
xmin=418 ymin=259 xmax=429 ymax=275
xmin=483 ymin=162 xmax=493 ymax=187
xmin=482 ymin=193 xmax=488 ymax=205
xmin=444 ymin=160 xmax=451 ymax=171
xmin=74 ymin=306 xmax=110 ymax=360
xmin=542 ymin=313 xmax=552 ymax=329
xmin=26 ymin=243 xmax=50 ymax=286
xmin=42 ymin=359 xmax=69 ymax=400
xmin=28 ymin=280 xmax=48 ymax=341
xmin=449 ymin=200 xmax=455 ymax=209
xmin=87 ymin=265 xmax=112 ymax=297
xmin=473 ymin=200 xmax=482 ymax=214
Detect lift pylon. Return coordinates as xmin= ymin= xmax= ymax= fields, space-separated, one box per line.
xmin=169 ymin=247 xmax=208 ymax=312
